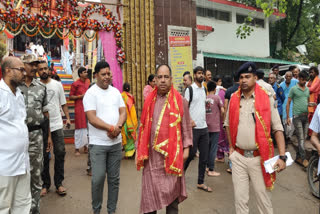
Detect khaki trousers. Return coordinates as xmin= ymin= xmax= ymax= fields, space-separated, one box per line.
xmin=229 ymin=151 xmax=273 ymax=214
xmin=0 ymin=172 xmax=31 ymax=214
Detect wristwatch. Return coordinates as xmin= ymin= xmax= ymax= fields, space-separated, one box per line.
xmin=279 ymin=155 xmax=287 ymax=162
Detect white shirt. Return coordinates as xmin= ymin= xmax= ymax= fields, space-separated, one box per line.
xmin=309 ymin=104 xmax=320 ymax=133
xmin=184 ymin=82 xmax=207 ymax=129
xmin=83 ymin=84 xmax=125 ymax=146
xmin=45 ymin=79 xmax=67 ymax=132
xmin=257 ymin=79 xmax=276 ymax=97
xmin=215 ymin=85 xmax=223 ymax=95
xmin=0 ymin=79 xmax=29 ymax=176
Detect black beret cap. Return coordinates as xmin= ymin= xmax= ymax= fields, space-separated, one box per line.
xmin=256 ymin=69 xmax=264 ymax=75
xmin=236 ymin=62 xmax=257 ymax=78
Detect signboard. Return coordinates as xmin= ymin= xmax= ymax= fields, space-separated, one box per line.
xmin=168 ymin=26 xmax=193 ymax=90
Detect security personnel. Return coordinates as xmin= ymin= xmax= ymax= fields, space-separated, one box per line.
xmin=224 ymin=62 xmax=286 ymax=214
xmin=19 ymin=54 xmax=52 ymax=214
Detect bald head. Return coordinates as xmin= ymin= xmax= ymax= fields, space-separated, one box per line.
xmin=1 ymin=57 xmax=24 ymax=77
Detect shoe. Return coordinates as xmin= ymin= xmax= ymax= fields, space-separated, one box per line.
xmin=303 ymin=159 xmax=309 ymax=168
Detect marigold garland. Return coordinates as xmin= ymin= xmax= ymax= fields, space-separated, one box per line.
xmin=0 ymin=0 xmax=125 ymax=64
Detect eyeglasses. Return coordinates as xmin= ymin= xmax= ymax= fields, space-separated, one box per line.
xmin=10 ymin=67 xmax=26 ymax=73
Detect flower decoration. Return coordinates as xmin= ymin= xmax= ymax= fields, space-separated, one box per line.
xmin=0 ymin=1 xmax=125 ymax=64
xmin=22 ymin=0 xmax=33 ymax=9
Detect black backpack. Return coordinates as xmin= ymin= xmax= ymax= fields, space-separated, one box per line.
xmin=185 ymin=85 xmax=207 ymax=108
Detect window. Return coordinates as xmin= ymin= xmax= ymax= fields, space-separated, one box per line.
xmin=236 ymin=14 xmax=265 ymax=28
xmin=196 ymin=7 xmax=231 ymax=22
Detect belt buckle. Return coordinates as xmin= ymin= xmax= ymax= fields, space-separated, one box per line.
xmin=244 ymin=150 xmax=254 ymax=158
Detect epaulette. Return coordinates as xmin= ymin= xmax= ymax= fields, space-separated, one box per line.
xmin=258 ymin=85 xmax=271 ymax=96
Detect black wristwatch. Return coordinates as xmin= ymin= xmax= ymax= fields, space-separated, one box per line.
xmin=279 ymin=155 xmax=287 ymax=163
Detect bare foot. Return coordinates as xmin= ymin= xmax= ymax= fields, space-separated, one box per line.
xmin=40 ymin=188 xmax=48 ymax=197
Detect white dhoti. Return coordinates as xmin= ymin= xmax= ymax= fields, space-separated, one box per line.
xmin=74 ymin=128 xmax=88 ymax=149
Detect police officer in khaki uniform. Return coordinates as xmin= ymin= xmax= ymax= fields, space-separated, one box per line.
xmin=19 ymin=54 xmax=53 ymax=214
xmin=224 ymin=62 xmax=286 ymax=214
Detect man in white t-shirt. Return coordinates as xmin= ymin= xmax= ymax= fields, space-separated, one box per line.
xmin=0 ymin=57 xmax=31 ymax=213
xmin=83 ymin=61 xmax=126 ymax=214
xmin=184 ymin=66 xmax=212 ymax=192
xmin=37 ymin=61 xmax=71 ymax=197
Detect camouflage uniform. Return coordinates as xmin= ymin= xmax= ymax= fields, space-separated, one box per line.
xmin=19 ymin=78 xmax=48 ymax=214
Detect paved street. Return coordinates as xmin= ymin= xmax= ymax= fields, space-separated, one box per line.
xmin=40 ymin=143 xmax=319 ymax=214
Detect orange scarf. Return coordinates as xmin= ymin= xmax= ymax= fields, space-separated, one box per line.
xmin=136 ymin=85 xmax=184 ymax=176
xmin=229 ymin=84 xmax=275 ymax=189
xmin=308 ymin=76 xmax=319 ymax=113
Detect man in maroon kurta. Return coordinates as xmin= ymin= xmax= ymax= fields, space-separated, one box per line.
xmin=136 ymin=64 xmax=193 ymax=214
xmin=69 ymin=67 xmax=90 ymax=155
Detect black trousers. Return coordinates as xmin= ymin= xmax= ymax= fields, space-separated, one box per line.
xmin=184 ymin=128 xmax=209 ymax=185
xmin=145 ymin=198 xmax=179 ymax=214
xmin=41 ymin=129 xmax=66 ymax=189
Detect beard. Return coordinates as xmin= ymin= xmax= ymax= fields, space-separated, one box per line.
xmin=195 ymin=77 xmax=203 ymax=83
xmin=40 ymin=73 xmax=49 ymax=80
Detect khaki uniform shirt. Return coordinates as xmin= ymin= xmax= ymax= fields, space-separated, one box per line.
xmin=19 ymin=79 xmax=49 ymax=126
xmin=224 ymin=91 xmax=283 ymax=150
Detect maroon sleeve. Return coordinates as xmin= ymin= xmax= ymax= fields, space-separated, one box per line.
xmin=69 ymin=81 xmax=77 ymax=96
xmin=181 ymin=98 xmax=193 ymax=148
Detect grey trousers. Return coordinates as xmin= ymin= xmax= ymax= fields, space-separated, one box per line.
xmin=293 ymin=114 xmax=309 ymax=160
xmin=89 ymin=143 xmax=122 ymax=214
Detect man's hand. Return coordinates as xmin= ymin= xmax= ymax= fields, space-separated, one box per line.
xmin=286 ymin=118 xmax=291 ymax=126
xmin=47 ymin=137 xmax=53 ymax=152
xmin=273 ymin=159 xmax=286 ymax=173
xmin=65 ymin=119 xmax=71 ymax=129
xmin=107 ymin=125 xmax=121 ymax=139
xmin=183 ymin=148 xmax=189 ymax=162
xmin=191 ymin=120 xmax=196 ymax=128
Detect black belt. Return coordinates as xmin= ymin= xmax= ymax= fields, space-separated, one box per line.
xmin=27 ymin=124 xmax=42 ymax=132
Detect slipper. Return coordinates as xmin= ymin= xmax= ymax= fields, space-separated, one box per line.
xmin=40 ymin=188 xmax=49 ymax=197
xmin=207 ymin=171 xmax=221 ymax=177
xmin=226 ymin=168 xmax=232 ymax=174
xmin=197 ymin=185 xmax=212 ymax=192
xmin=56 ymin=186 xmax=67 ymax=196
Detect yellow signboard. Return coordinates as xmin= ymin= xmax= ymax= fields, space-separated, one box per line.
xmin=169 ymin=36 xmax=193 ymax=90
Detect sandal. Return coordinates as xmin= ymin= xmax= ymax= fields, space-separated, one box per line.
xmin=226 ymin=168 xmax=232 ymax=174
xmin=40 ymin=188 xmax=49 ymax=197
xmin=207 ymin=171 xmax=221 ymax=177
xmin=56 ymin=186 xmax=67 ymax=196
xmin=197 ymin=184 xmax=213 ymax=192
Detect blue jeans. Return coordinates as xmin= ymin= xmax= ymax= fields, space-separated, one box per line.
xmin=207 ymin=132 xmax=220 ymax=171
xmin=90 ymin=143 xmax=122 ymax=214
xmin=293 ymin=114 xmax=309 ymax=160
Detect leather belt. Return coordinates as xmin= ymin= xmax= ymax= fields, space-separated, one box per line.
xmin=235 ymin=147 xmax=260 ymax=158
xmin=27 ymin=124 xmax=42 ymax=132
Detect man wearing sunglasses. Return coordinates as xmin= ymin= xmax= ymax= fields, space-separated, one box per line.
xmin=18 ymin=54 xmax=52 ymax=214
xmin=0 ymin=56 xmax=31 ymax=213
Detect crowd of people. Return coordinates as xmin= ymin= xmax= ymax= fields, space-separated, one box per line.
xmin=1 ymin=53 xmax=320 ymax=214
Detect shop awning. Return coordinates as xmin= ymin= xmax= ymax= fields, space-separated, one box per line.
xmin=203 ymin=52 xmax=298 ymax=65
